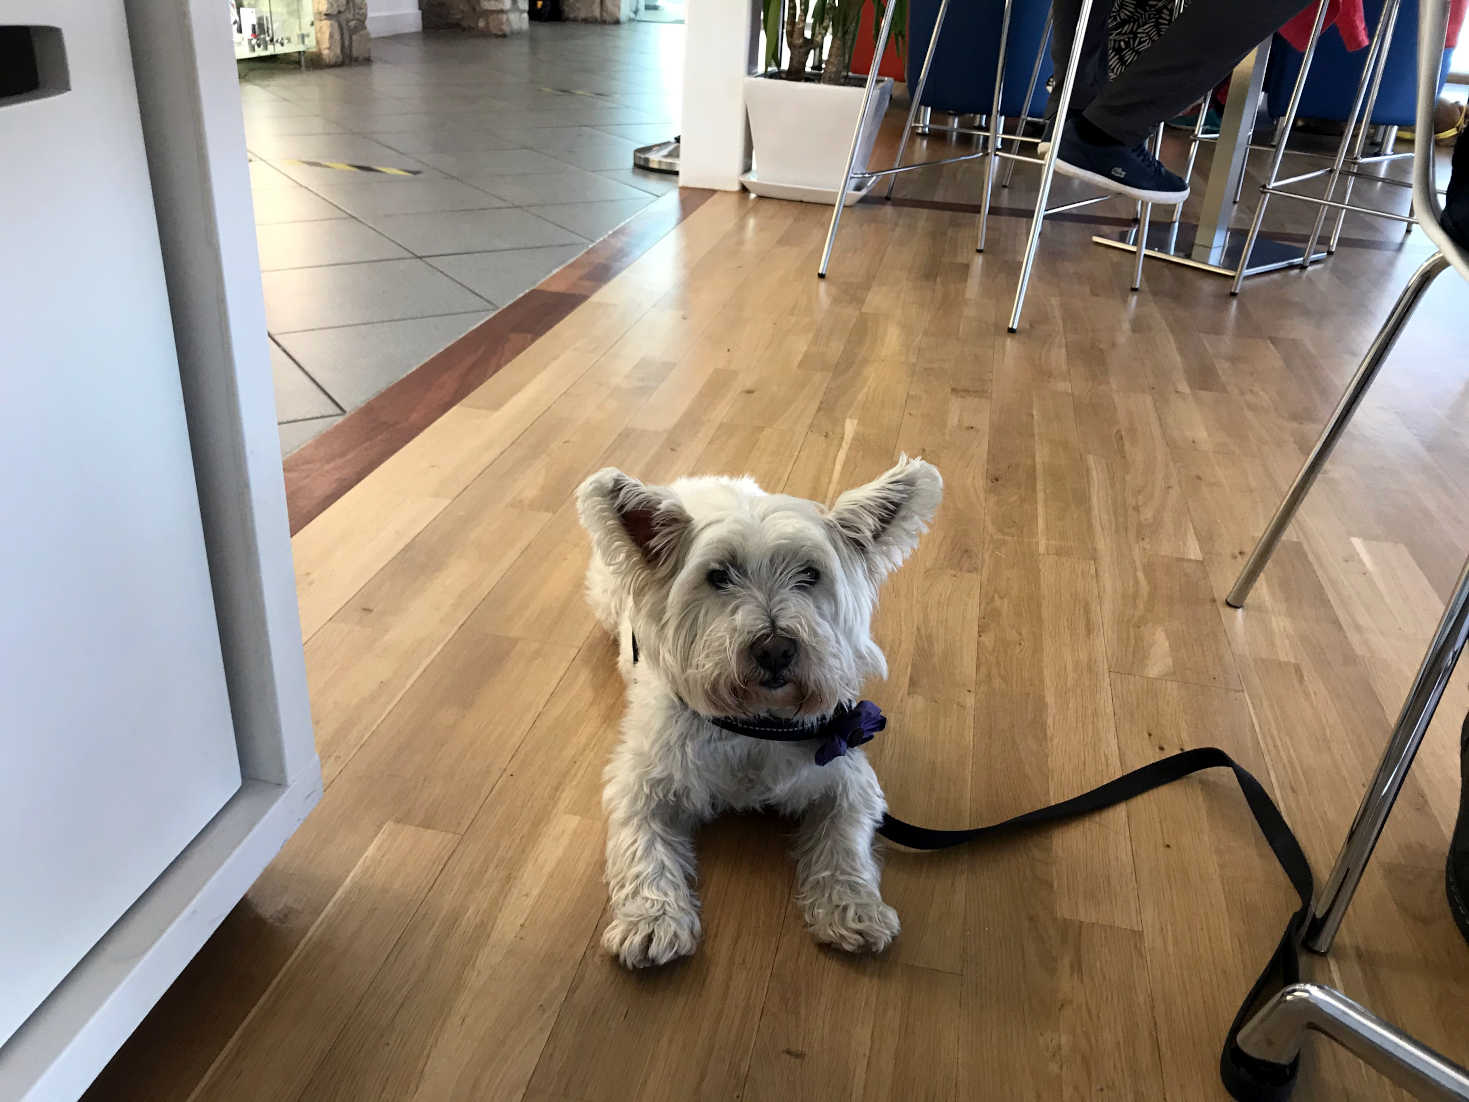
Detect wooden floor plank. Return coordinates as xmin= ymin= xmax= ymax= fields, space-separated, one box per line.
xmin=95 ymin=127 xmax=1469 ymax=1102
xmin=189 ymin=823 xmax=459 ymax=1102
xmin=1041 ymin=554 xmax=1141 ymax=931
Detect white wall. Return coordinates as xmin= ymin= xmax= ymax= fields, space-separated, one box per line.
xmin=368 ymin=0 xmax=423 ymax=37
xmin=678 ymin=0 xmax=760 ymax=190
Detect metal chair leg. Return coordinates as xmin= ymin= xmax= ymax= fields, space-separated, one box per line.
xmin=1328 ymin=0 xmax=1401 ymax=253
xmin=885 ymin=0 xmax=954 ymax=201
xmin=978 ymin=0 xmax=1017 ymax=254
xmin=817 ymin=0 xmax=900 ymax=278
xmin=1172 ymin=91 xmax=1213 ymax=225
xmin=1226 ymin=251 xmax=1451 ymax=608
xmin=1132 ymin=123 xmax=1166 ymax=290
xmin=1008 ymin=0 xmax=1095 ymax=332
xmin=1237 ymin=984 xmax=1469 ymax=1099
xmin=1002 ymin=10 xmax=1053 ymax=190
xmin=1131 ymin=202 xmax=1153 ymax=291
xmin=1230 ymin=0 xmax=1330 ymax=294
xmin=1304 ymin=546 xmax=1469 ymax=953
xmin=1233 ymin=66 xmax=1263 ymax=206
xmin=978 ymin=115 xmax=1004 ymax=251
xmin=1301 ymin=0 xmax=1399 ymax=266
xmin=1295 ymin=0 xmax=1469 ymax=962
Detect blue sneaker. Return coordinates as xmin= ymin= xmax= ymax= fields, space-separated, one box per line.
xmin=1054 ymin=121 xmax=1190 ymax=204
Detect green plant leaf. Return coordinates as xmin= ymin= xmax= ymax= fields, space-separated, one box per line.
xmin=763 ymin=0 xmax=782 ymax=70
xmin=869 ymin=0 xmax=908 ymax=66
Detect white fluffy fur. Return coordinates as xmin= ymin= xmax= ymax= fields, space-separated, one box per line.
xmin=575 ymin=457 xmax=943 ymax=968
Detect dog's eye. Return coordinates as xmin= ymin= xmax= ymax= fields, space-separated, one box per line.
xmin=795 ymin=565 xmax=821 ymax=588
xmin=706 ymin=568 xmax=732 ymax=590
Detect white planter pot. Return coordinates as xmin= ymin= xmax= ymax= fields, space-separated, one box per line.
xmin=741 ymin=74 xmax=894 ymax=205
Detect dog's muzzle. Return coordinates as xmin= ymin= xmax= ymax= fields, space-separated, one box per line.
xmin=630 ymin=631 xmax=885 ymax=764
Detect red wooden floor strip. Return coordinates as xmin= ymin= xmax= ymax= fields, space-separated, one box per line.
xmin=283 ymin=186 xmax=714 ymax=534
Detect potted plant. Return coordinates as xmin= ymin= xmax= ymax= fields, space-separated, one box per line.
xmin=742 ymin=0 xmax=906 ymax=205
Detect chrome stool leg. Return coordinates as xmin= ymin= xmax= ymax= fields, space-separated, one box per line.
xmin=1172 ymin=90 xmax=1213 ymax=226
xmin=817 ymin=0 xmax=901 ymax=278
xmin=1132 ymin=122 xmax=1167 ymax=291
xmin=1131 ymin=201 xmax=1153 ymax=290
xmin=1002 ymin=10 xmax=1053 ymax=190
xmin=978 ymin=114 xmax=1005 ymax=251
xmin=885 ymin=0 xmax=954 ymax=201
xmin=1007 ymin=0 xmax=1095 ymax=332
xmin=1226 ymin=251 xmax=1451 ymax=608
xmin=978 ymin=0 xmax=1018 ymax=253
xmin=1304 ymin=548 xmax=1469 ymax=953
xmin=1230 ymin=0 xmax=1331 ymax=294
xmin=1233 ymin=62 xmax=1265 ymax=206
xmin=1327 ymin=0 xmax=1401 ymax=254
xmin=1238 ymin=984 xmax=1469 ymax=1099
xmin=1301 ymin=0 xmax=1400 ymax=266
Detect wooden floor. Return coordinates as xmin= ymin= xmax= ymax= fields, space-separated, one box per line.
xmin=90 ymin=129 xmax=1469 ymax=1100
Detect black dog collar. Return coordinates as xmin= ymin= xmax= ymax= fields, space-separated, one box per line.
xmin=631 ymin=632 xmax=885 ymax=765
xmin=710 ymin=701 xmax=887 ymax=766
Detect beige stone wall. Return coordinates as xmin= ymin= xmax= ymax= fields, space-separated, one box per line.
xmin=420 ymin=0 xmax=530 ymax=35
xmin=313 ymin=0 xmax=371 ymax=64
xmin=561 ymin=0 xmax=640 ymax=21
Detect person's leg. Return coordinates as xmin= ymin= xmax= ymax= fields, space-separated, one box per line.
xmin=1447 ymin=710 xmax=1469 ymax=944
xmin=1082 ymin=0 xmax=1312 ymax=145
xmin=1046 ymin=0 xmax=1114 ymax=122
xmin=1443 ymin=127 xmax=1468 ymax=249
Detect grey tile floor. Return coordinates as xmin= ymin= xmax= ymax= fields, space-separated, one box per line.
xmin=241 ymin=22 xmax=682 ymax=456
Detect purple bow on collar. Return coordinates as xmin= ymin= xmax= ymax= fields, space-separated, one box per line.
xmin=814 ymin=700 xmax=887 ymax=765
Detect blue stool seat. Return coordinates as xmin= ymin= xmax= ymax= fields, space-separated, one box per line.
xmin=907 ymin=0 xmax=1053 ymax=118
xmin=1265 ymin=0 xmax=1453 ymax=126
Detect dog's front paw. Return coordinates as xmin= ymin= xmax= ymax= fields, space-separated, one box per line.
xmin=806 ymin=897 xmax=900 ymax=954
xmin=603 ymin=907 xmax=701 ymax=969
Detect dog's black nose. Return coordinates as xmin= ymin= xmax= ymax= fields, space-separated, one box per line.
xmin=751 ymin=634 xmax=798 ymax=676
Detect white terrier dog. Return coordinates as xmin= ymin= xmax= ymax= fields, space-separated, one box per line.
xmin=575 ymin=456 xmax=943 ymax=968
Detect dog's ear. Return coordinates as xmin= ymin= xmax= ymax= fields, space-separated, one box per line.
xmin=828 ymin=455 xmax=942 ymax=577
xmin=576 ymin=467 xmax=692 ymax=577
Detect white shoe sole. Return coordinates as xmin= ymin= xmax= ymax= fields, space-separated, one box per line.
xmin=1053 ymin=156 xmax=1190 ymax=205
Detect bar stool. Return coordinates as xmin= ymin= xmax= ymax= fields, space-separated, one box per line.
xmin=816 ymin=0 xmax=1186 ymax=332
xmin=1229 ymin=0 xmax=1442 ymax=293
xmin=1228 ymin=0 xmax=1469 ymax=1087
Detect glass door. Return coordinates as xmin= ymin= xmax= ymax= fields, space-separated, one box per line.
xmin=231 ymin=0 xmax=313 ymax=60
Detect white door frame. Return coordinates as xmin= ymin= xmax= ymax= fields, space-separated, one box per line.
xmin=0 ymin=2 xmax=321 ymax=1097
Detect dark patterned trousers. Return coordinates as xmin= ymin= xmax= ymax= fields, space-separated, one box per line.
xmin=1048 ymin=0 xmax=1311 ymax=144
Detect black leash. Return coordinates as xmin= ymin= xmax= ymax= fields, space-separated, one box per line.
xmin=878 ymin=746 xmax=1312 ymax=1102
xmin=634 ymin=632 xmax=1312 ymax=1099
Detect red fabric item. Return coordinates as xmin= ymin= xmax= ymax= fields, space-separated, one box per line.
xmin=1279 ymin=0 xmax=1466 ymax=51
xmin=849 ymin=14 xmax=905 ymax=79
xmin=1280 ymin=0 xmax=1370 ymax=51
